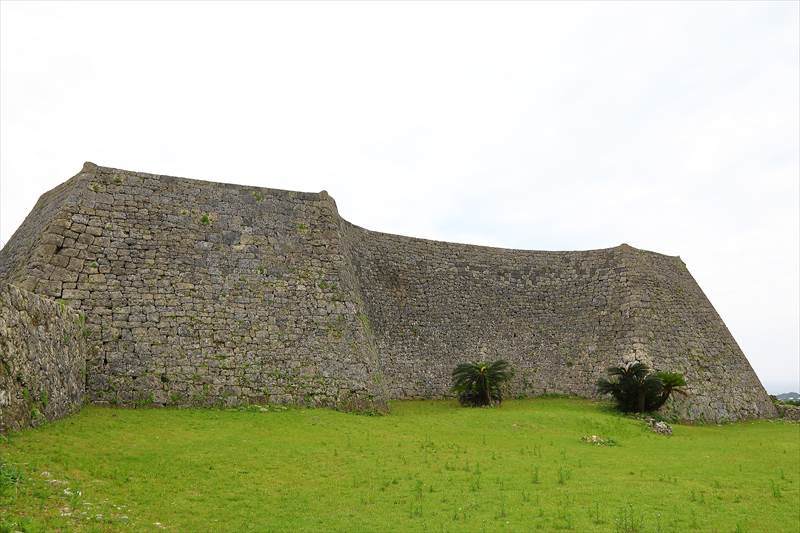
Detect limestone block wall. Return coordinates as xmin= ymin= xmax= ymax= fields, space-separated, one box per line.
xmin=343 ymin=224 xmax=638 ymax=400
xmin=0 ymin=163 xmax=386 ymax=412
xmin=0 ymin=283 xmax=85 ymax=432
xmin=777 ymin=404 xmax=800 ymax=421
xmin=345 ymin=221 xmax=775 ymax=421
xmin=620 ymin=250 xmax=777 ymax=420
xmin=0 ymin=163 xmax=777 ymax=421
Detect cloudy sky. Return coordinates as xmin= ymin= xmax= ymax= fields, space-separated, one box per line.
xmin=1 ymin=1 xmax=798 ymax=393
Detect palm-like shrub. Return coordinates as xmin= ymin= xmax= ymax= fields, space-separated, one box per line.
xmin=651 ymin=371 xmax=688 ymax=410
xmin=597 ymin=361 xmax=686 ymax=413
xmin=452 ymin=360 xmax=513 ymax=407
xmin=596 ymin=362 xmax=661 ymax=412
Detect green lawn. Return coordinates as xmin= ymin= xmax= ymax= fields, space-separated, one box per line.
xmin=1 ymin=398 xmax=798 ymax=532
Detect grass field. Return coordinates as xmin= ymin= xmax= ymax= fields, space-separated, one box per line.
xmin=1 ymin=398 xmax=798 ymax=532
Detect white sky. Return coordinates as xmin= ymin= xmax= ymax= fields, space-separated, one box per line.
xmin=1 ymin=1 xmax=798 ymax=393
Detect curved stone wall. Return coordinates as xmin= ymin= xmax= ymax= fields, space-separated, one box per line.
xmin=344 ymin=224 xmax=775 ymax=420
xmin=0 ymin=163 xmax=776 ymax=421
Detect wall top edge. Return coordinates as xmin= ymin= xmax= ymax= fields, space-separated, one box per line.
xmin=77 ymin=162 xmax=680 ymax=260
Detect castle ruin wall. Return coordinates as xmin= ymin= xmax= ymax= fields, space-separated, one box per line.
xmin=0 ymin=163 xmax=777 ymax=421
xmin=343 ymin=223 xmax=775 ymax=420
xmin=0 ymin=282 xmax=86 ymax=432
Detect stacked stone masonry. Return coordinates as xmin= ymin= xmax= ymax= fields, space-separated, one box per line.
xmin=0 ymin=163 xmax=777 ymax=422
xmin=0 ymin=282 xmax=86 ymax=432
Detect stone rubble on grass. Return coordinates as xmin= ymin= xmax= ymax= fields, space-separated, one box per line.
xmin=644 ymin=417 xmax=673 ymax=436
xmin=581 ymin=434 xmax=617 ymax=446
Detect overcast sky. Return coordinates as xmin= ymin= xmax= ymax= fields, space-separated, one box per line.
xmin=1 ymin=1 xmax=798 ymax=393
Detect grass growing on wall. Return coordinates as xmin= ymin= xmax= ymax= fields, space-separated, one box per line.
xmin=0 ymin=398 xmax=798 ymax=532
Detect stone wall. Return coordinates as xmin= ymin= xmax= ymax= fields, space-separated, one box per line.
xmin=618 ymin=249 xmax=776 ymax=421
xmin=343 ymin=224 xmax=776 ymax=421
xmin=344 ymin=224 xmax=636 ymax=399
xmin=0 ymin=164 xmax=386 ymax=413
xmin=0 ymin=163 xmax=776 ymax=421
xmin=776 ymin=404 xmax=800 ymax=421
xmin=0 ymin=283 xmax=85 ymax=432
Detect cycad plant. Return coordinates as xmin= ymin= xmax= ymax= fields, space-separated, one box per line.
xmin=451 ymin=360 xmax=513 ymax=407
xmin=597 ymin=361 xmax=687 ymax=413
xmin=651 ymin=371 xmax=688 ymax=410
